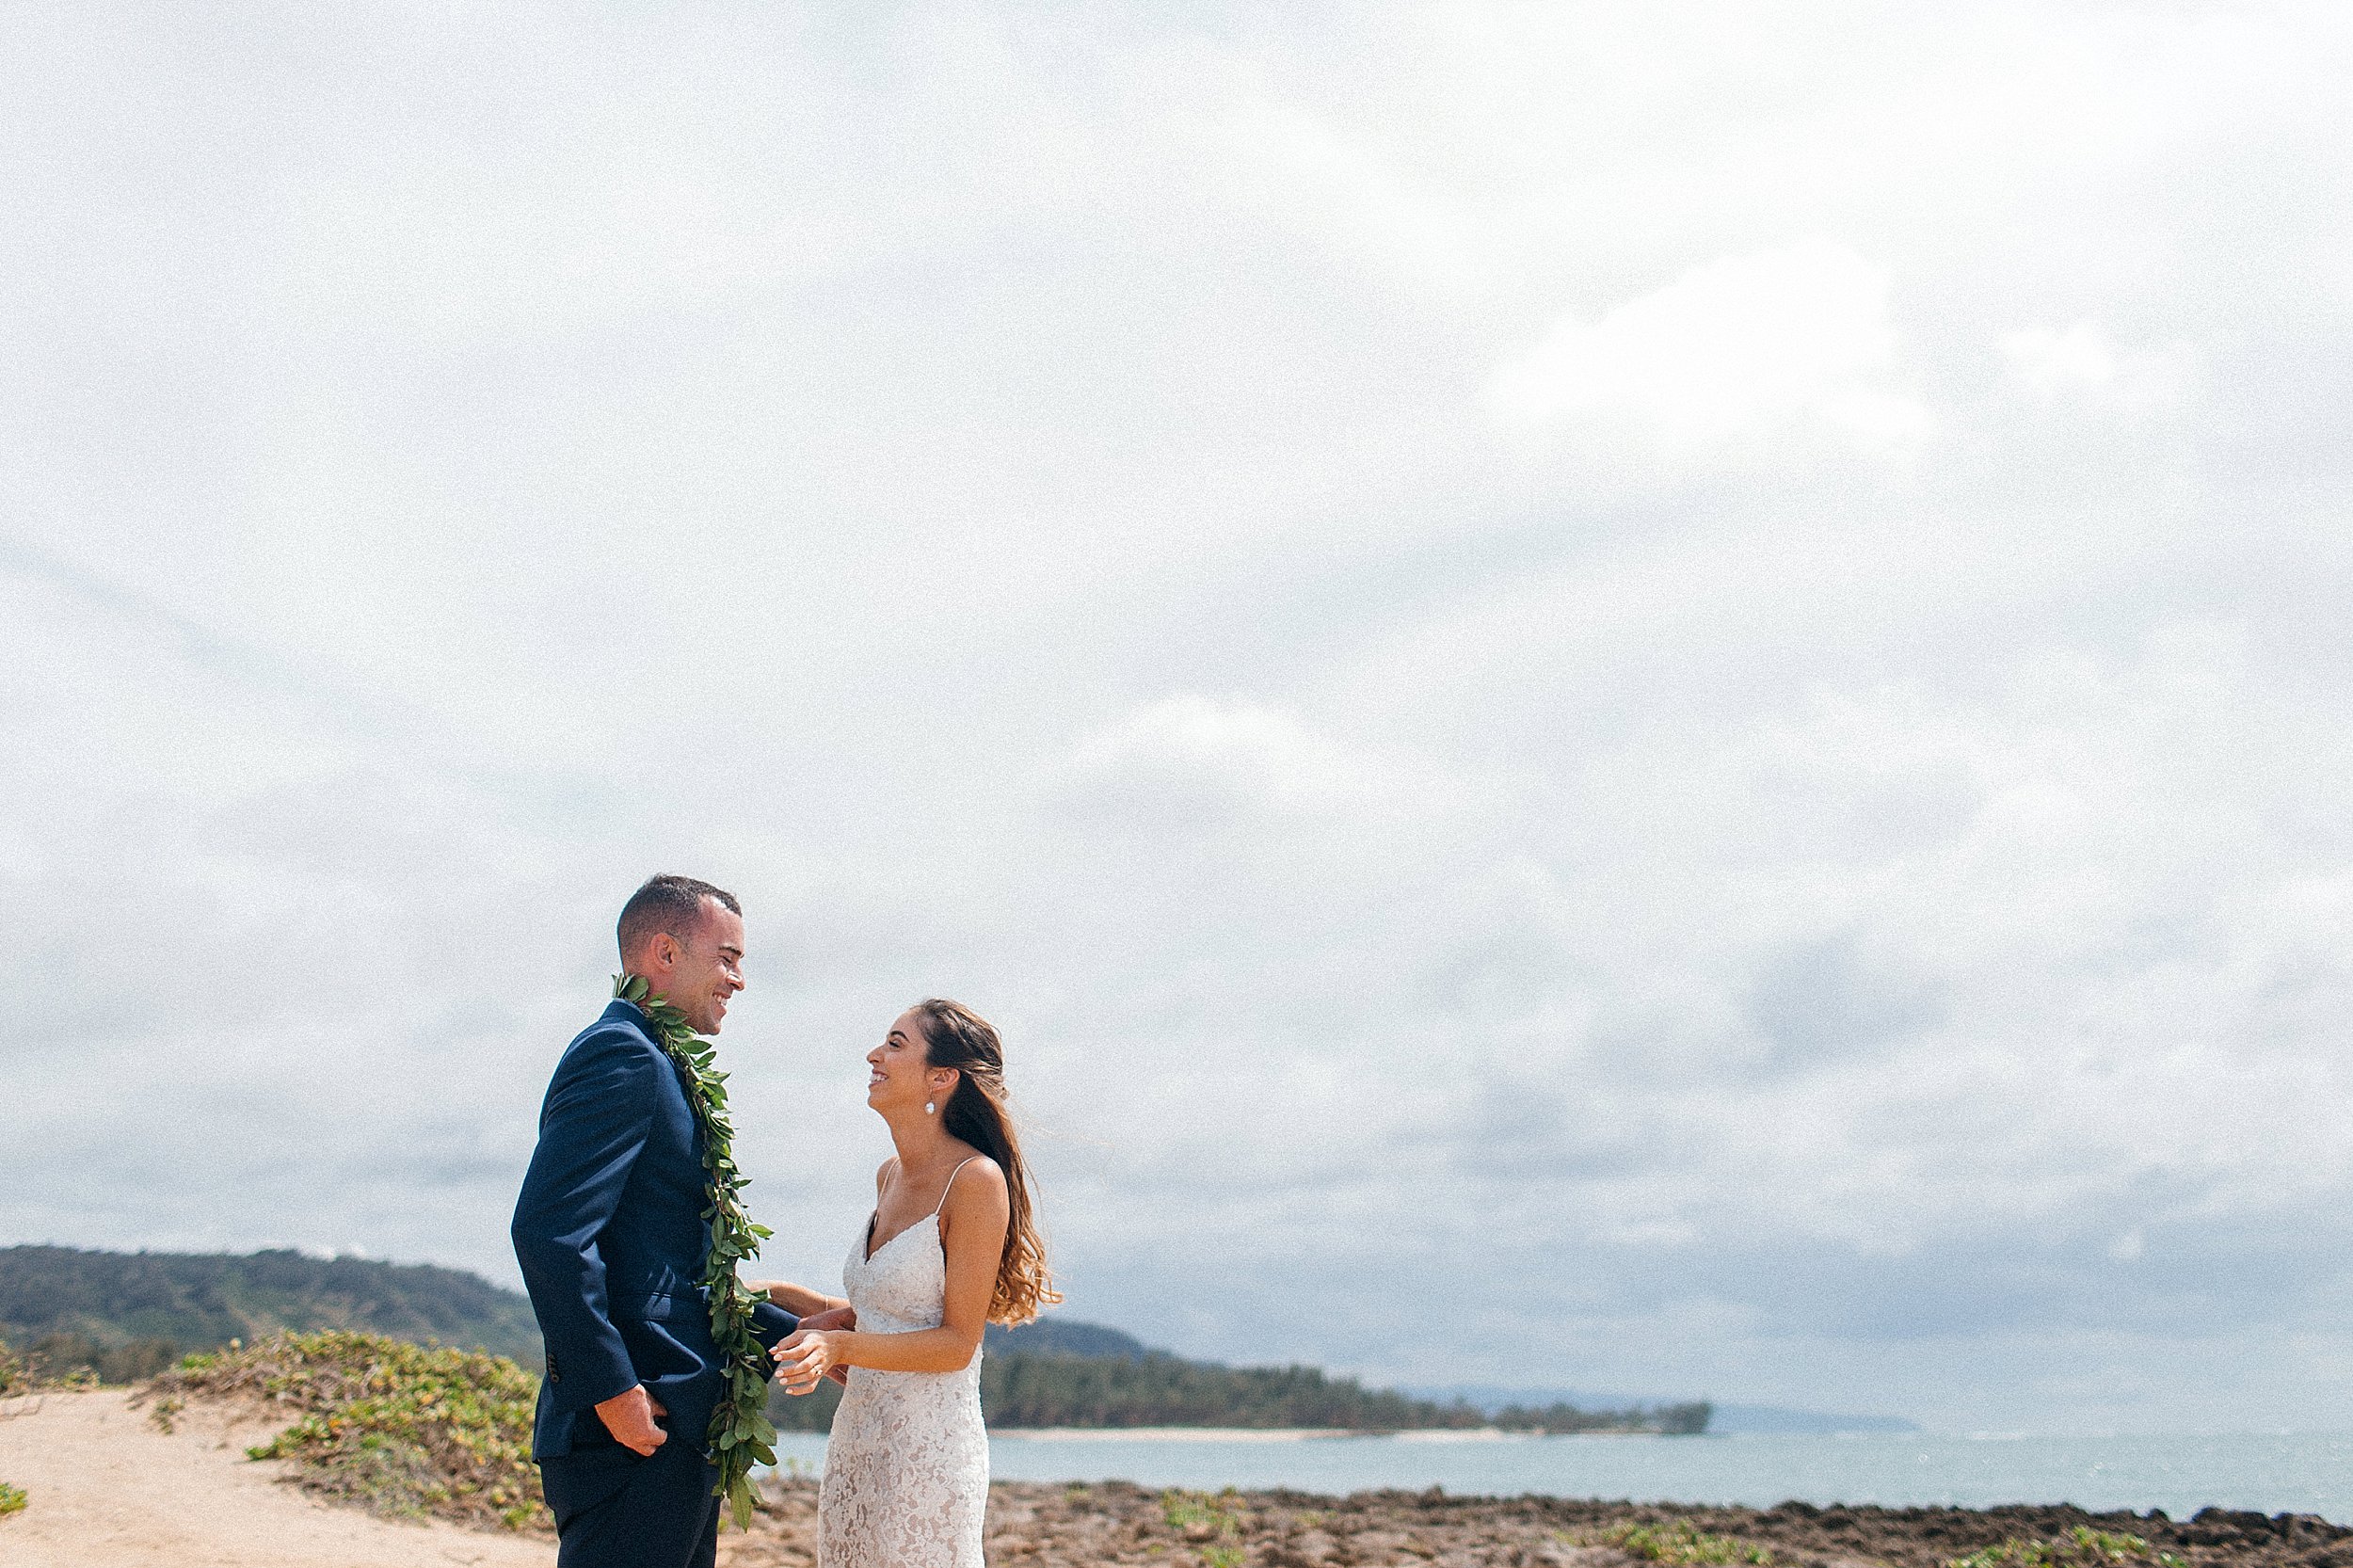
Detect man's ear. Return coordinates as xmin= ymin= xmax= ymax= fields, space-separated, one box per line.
xmin=648 ymin=932 xmax=680 ymax=971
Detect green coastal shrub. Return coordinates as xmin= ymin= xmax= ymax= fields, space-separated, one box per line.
xmin=1161 ymin=1486 xmax=1247 ymax=1535
xmin=1162 ymin=1487 xmax=1249 ymax=1565
xmin=1602 ymin=1518 xmax=1774 ymax=1565
xmin=0 ymin=1326 xmax=179 ymax=1388
xmin=1949 ymin=1528 xmax=2152 ymax=1568
xmin=0 ymin=1480 xmax=25 ymax=1517
xmin=144 ymin=1329 xmax=548 ymax=1531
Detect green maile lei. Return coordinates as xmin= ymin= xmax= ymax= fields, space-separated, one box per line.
xmin=613 ymin=972 xmax=777 ymax=1528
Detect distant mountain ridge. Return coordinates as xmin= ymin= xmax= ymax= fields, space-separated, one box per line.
xmin=984 ymin=1317 xmax=1148 ymax=1360
xmin=0 ymin=1244 xmax=542 ymax=1368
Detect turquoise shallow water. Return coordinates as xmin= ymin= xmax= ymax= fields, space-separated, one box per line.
xmin=768 ymin=1431 xmax=2353 ymax=1523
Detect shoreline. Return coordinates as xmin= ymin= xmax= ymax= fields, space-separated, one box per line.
xmin=985 ymin=1424 xmax=1678 ymax=1442
xmin=733 ymin=1478 xmax=2353 ymax=1567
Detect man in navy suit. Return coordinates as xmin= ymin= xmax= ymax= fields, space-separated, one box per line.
xmin=513 ymin=874 xmax=813 ymax=1568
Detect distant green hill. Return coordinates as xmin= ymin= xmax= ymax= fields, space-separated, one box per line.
xmin=984 ymin=1317 xmax=1149 ymax=1360
xmin=1 ymin=1246 xmax=1705 ymax=1436
xmin=0 ymin=1245 xmax=541 ymax=1377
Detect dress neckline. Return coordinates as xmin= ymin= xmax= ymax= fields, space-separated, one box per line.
xmin=862 ymin=1156 xmax=980 ymax=1263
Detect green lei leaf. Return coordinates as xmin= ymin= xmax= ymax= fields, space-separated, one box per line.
xmin=613 ymin=972 xmax=778 ymax=1528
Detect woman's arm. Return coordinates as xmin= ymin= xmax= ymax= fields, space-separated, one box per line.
xmin=773 ymin=1159 xmax=1009 ymax=1387
xmin=744 ymin=1280 xmax=849 ymax=1318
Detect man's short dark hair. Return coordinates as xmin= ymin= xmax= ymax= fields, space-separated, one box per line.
xmin=616 ymin=874 xmax=741 ymax=960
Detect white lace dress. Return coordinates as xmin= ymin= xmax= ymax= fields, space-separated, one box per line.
xmin=819 ymin=1180 xmax=988 ymax=1567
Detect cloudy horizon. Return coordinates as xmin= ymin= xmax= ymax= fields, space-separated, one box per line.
xmin=8 ymin=2 xmax=2353 ymax=1435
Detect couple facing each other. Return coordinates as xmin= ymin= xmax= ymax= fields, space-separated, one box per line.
xmin=511 ymin=874 xmax=1055 ymax=1568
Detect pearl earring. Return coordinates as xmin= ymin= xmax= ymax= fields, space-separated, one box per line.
xmin=924 ymin=1099 xmax=936 ymax=1115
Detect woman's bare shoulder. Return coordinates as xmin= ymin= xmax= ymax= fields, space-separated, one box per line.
xmin=944 ymin=1152 xmax=1007 ymax=1203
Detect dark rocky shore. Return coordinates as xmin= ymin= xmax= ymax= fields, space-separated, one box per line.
xmin=719 ymin=1480 xmax=2351 ymax=1568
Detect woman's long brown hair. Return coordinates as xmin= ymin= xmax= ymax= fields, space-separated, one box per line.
xmin=913 ymin=998 xmax=1060 ymax=1325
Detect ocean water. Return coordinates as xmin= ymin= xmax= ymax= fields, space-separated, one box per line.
xmin=766 ymin=1430 xmax=2353 ymax=1523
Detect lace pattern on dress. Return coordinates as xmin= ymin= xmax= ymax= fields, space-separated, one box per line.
xmin=818 ymin=1171 xmax=988 ymax=1568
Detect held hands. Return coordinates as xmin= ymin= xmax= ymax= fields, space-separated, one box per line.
xmin=788 ymin=1304 xmax=856 ymax=1390
xmin=773 ymin=1325 xmax=850 ymax=1397
xmin=594 ymin=1384 xmax=668 ymax=1456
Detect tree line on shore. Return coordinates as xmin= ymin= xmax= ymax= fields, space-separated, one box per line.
xmin=772 ymin=1341 xmax=1709 ymax=1434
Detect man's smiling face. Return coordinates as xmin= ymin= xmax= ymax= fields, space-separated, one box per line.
xmin=653 ymin=897 xmax=745 ymax=1035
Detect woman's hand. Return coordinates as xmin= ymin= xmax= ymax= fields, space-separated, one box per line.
xmin=773 ymin=1328 xmax=846 ymax=1396
xmin=794 ymin=1305 xmax=856 ymax=1385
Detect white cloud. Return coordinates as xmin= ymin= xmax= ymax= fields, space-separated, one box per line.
xmin=3 ymin=0 xmax=2351 ymax=1436
xmin=1488 ymin=238 xmax=1930 ymax=449
xmin=2003 ymin=320 xmax=2193 ymax=408
xmin=1061 ymin=695 xmax=1458 ymax=820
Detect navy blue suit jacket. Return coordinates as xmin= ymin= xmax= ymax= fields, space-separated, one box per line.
xmin=512 ymin=999 xmax=798 ymax=1462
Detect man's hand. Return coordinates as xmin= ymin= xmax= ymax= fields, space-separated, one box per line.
xmin=795 ymin=1305 xmax=856 ymax=1386
xmin=594 ymin=1384 xmax=668 ymax=1456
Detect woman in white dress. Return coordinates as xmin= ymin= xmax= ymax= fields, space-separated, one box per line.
xmin=748 ymin=999 xmax=1057 ymax=1568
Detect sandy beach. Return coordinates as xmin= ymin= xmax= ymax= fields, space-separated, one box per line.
xmin=0 ymin=1388 xmax=548 ymax=1568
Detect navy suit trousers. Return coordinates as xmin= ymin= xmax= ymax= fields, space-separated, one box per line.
xmin=540 ymin=1417 xmax=724 ymax=1568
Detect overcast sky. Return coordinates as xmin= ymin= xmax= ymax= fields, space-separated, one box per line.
xmin=6 ymin=2 xmax=2353 ymax=1433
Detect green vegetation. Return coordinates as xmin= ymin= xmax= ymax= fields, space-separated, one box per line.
xmin=0 ymin=1245 xmax=541 ymax=1371
xmin=1162 ymin=1488 xmax=1249 ymax=1567
xmin=1497 ymin=1398 xmax=1713 ymax=1434
xmin=0 ymin=1326 xmax=108 ymax=1392
xmin=1949 ymin=1528 xmax=2153 ymax=1568
xmin=1599 ymin=1520 xmax=1774 ymax=1565
xmin=144 ymin=1329 xmax=548 ymax=1531
xmin=6 ymin=1331 xmax=182 ymax=1385
xmin=983 ymin=1351 xmax=1489 ymax=1430
xmin=3 ymin=1334 xmax=36 ymax=1519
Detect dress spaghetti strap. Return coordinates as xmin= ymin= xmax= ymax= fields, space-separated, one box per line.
xmin=928 ymin=1157 xmax=980 ymax=1218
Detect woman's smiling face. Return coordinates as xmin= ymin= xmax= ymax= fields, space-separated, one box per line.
xmin=867 ymin=1008 xmax=953 ymax=1113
